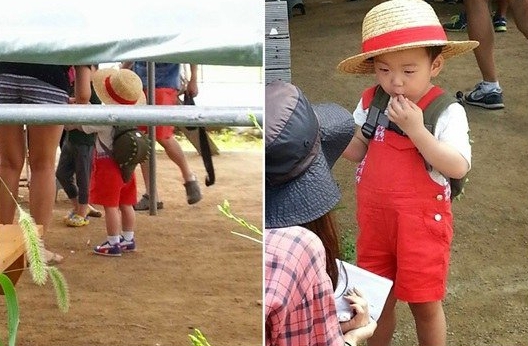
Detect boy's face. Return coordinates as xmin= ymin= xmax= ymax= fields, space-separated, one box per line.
xmin=373 ymin=47 xmax=444 ymax=104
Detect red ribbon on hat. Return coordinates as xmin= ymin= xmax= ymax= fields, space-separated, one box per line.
xmin=104 ymin=76 xmax=136 ymax=105
xmin=362 ymin=25 xmax=447 ymax=53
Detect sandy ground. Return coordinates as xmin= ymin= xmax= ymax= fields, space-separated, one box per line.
xmin=1 ymin=148 xmax=262 ymax=346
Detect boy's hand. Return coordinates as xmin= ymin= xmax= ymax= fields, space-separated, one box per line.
xmin=387 ymin=95 xmax=424 ymax=136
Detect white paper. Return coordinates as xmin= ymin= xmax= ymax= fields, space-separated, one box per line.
xmin=334 ymin=259 xmax=393 ymax=322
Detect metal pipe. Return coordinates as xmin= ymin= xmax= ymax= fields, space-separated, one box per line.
xmin=0 ymin=104 xmax=262 ymax=126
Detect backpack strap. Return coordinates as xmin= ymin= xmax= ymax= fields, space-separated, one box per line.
xmin=421 ymin=92 xmax=458 ymax=171
xmin=363 ymin=86 xmax=406 ymax=138
xmin=422 ymin=92 xmax=459 ymax=136
xmin=362 ymin=86 xmax=390 ymax=139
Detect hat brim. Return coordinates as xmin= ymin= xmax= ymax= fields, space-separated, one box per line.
xmin=338 ymin=40 xmax=479 ymax=74
xmin=265 ymin=103 xmax=354 ymax=228
xmin=92 ymin=69 xmax=146 ymax=105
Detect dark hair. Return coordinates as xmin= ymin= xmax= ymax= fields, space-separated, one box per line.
xmin=426 ymin=45 xmax=444 ymax=61
xmin=302 ymin=211 xmax=341 ymax=290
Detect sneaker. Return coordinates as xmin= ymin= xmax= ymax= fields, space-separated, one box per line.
xmin=184 ymin=176 xmax=202 ymax=205
xmin=493 ymin=14 xmax=507 ymax=32
xmin=64 ymin=213 xmax=90 ymax=227
xmin=93 ymin=241 xmax=122 ymax=257
xmin=119 ymin=236 xmax=136 ymax=252
xmin=464 ymin=82 xmax=505 ymax=109
xmin=133 ymin=194 xmax=164 ymax=211
xmin=442 ymin=12 xmax=467 ymax=32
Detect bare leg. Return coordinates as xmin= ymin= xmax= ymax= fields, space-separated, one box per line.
xmin=0 ymin=125 xmax=25 ymax=224
xmin=409 ymin=301 xmax=446 ymax=346
xmin=367 ymin=290 xmax=397 ymax=346
xmin=120 ymin=204 xmax=135 ymax=231
xmin=497 ymin=0 xmax=509 ymax=17
xmin=104 ymin=206 xmax=121 ymax=237
xmin=139 ymin=160 xmax=151 ymax=196
xmin=157 ymin=137 xmax=194 ymax=182
xmin=511 ymin=0 xmax=528 ymax=38
xmin=26 ymin=125 xmax=63 ymax=234
xmin=466 ymin=0 xmax=498 ymax=82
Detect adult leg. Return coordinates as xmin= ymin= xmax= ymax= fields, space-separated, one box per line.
xmin=27 ymin=125 xmax=64 ymax=262
xmin=158 ymin=136 xmax=202 ymax=204
xmin=26 ymin=124 xmax=64 ymax=234
xmin=56 ymin=140 xmax=79 ymax=209
xmin=367 ymin=290 xmax=397 ymax=346
xmin=73 ymin=144 xmax=94 ymax=218
xmin=511 ymin=0 xmax=528 ymax=38
xmin=157 ymin=136 xmax=194 ymax=182
xmin=466 ymin=0 xmax=497 ymax=83
xmin=497 ymin=0 xmax=509 ymax=18
xmin=493 ymin=0 xmax=509 ymax=32
xmin=0 ymin=125 xmax=26 ymax=224
xmin=409 ymin=301 xmax=446 ymax=346
xmin=465 ymin=0 xmax=505 ymax=108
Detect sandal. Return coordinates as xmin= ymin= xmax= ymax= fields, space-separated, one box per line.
xmin=133 ymin=194 xmax=164 ymax=211
xmin=64 ymin=214 xmax=90 ymax=227
xmin=44 ymin=249 xmax=64 ymax=265
xmin=184 ymin=176 xmax=202 ymax=205
xmin=87 ymin=204 xmax=103 ymax=218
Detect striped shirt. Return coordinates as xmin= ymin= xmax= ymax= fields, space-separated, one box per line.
xmin=265 ymin=226 xmax=343 ymax=346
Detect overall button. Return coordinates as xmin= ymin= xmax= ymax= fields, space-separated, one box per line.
xmin=434 ymin=214 xmax=442 ymax=222
xmin=436 ymin=194 xmax=443 ymax=201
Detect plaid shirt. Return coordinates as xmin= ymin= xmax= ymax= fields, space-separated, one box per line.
xmin=265 ymin=226 xmax=343 ymax=346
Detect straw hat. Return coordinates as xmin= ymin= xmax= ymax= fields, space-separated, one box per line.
xmin=92 ymin=68 xmax=146 ymax=105
xmin=337 ymin=0 xmax=479 ymax=74
xmin=265 ymin=80 xmax=355 ymax=228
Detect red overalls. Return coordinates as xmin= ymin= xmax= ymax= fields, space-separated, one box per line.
xmin=356 ymin=86 xmax=454 ymax=303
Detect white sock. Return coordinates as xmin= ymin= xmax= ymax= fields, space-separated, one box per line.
xmin=481 ymin=81 xmax=501 ymax=92
xmin=107 ymin=235 xmax=120 ymax=245
xmin=122 ymin=231 xmax=134 ymax=241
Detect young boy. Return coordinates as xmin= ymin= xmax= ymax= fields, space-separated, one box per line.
xmin=338 ymin=1 xmax=478 ymax=345
xmin=81 ymin=68 xmax=146 ymax=256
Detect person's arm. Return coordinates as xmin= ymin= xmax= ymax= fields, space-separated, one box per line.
xmin=341 ymin=127 xmax=369 ymax=162
xmin=73 ymin=65 xmax=92 ymax=104
xmin=186 ymin=64 xmax=198 ymax=97
xmin=387 ymin=95 xmax=469 ymax=179
xmin=342 ymin=319 xmax=377 ymax=346
xmin=339 ymin=288 xmax=377 ymax=345
xmin=120 ymin=61 xmax=134 ymax=70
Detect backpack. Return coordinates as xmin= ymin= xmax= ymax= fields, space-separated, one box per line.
xmin=365 ymin=86 xmax=468 ymax=200
xmin=102 ymin=126 xmax=151 ymax=183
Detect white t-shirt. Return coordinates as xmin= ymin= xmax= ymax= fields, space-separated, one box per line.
xmin=353 ymin=97 xmax=471 ymax=186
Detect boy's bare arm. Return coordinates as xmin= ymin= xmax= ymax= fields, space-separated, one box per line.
xmin=388 ymin=95 xmax=469 ymax=179
xmin=342 ymin=127 xmax=368 ymax=162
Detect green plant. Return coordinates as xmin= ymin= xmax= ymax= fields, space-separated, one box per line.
xmin=0 ymin=180 xmax=70 ymax=345
xmin=217 ymin=200 xmax=262 ymax=243
xmin=0 ymin=274 xmax=18 ymax=346
xmin=188 ymin=329 xmax=211 ymax=346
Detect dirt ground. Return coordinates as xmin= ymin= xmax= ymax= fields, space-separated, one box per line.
xmin=289 ymin=0 xmax=528 ymax=345
xmin=2 ymin=149 xmax=262 ymax=346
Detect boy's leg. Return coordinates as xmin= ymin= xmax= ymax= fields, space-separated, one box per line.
xmin=367 ymin=290 xmax=397 ymax=346
xmin=103 ymin=206 xmax=121 ymax=237
xmin=408 ymin=301 xmax=446 ymax=346
xmin=120 ymin=204 xmax=135 ymax=231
